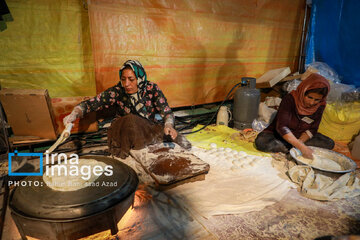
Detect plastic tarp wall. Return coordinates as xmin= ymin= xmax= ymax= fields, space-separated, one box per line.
xmin=88 ymin=0 xmax=305 ymax=107
xmin=0 ymin=0 xmax=96 ymax=98
xmin=305 ymin=0 xmax=360 ymax=87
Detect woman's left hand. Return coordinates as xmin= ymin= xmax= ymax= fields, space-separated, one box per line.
xmin=164 ymin=124 xmax=178 ymax=140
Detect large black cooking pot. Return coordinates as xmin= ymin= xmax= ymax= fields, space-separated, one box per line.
xmin=9 ymin=155 xmax=139 ymax=240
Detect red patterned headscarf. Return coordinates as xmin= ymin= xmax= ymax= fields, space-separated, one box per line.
xmin=290 ymin=73 xmax=330 ymax=115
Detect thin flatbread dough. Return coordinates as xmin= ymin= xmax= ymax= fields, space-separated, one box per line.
xmin=298 ymin=155 xmax=342 ymax=171
xmin=43 ymin=159 xmax=107 ymax=191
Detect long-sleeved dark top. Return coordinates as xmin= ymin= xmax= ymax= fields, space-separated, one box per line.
xmin=264 ymin=94 xmax=325 ymax=139
xmin=79 ymin=81 xmax=174 ymax=125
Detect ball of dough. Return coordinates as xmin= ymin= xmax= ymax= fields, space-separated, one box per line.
xmin=215 ymin=153 xmax=223 ymax=158
xmin=210 ymin=143 xmax=217 ymax=149
xmin=247 ymin=155 xmax=255 ymax=161
xmin=231 ymin=166 xmax=238 ymax=171
xmin=238 ymin=151 xmax=247 ymax=157
xmin=208 ymin=149 xmax=217 ymax=154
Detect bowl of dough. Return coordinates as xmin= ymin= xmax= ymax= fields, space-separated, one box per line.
xmin=290 ymin=146 xmax=357 ymax=173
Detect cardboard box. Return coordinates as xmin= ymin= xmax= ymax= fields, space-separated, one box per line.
xmin=281 ymin=67 xmax=319 ymax=82
xmin=256 ymin=67 xmax=291 ymax=88
xmin=0 ymin=89 xmax=57 ymax=139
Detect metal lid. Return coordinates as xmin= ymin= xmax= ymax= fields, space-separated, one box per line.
xmin=241 ymin=77 xmax=257 ymax=88
xmin=10 ymin=156 xmax=138 ymax=220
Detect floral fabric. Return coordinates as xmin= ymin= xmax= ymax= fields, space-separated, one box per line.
xmin=78 ymin=60 xmax=174 ymax=125
xmin=79 ymin=81 xmax=174 ymax=124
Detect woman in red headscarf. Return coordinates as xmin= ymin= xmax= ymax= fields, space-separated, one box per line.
xmin=255 ymin=73 xmax=334 ymax=159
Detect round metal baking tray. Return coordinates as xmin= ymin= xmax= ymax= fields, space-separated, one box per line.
xmin=290 ymin=146 xmax=357 ymax=174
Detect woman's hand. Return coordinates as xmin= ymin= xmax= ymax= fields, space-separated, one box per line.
xmin=282 ymin=132 xmax=314 ymax=159
xmin=164 ymin=124 xmax=177 ymax=140
xmin=299 ymin=145 xmax=314 ymax=159
xmin=63 ymin=106 xmax=83 ymax=126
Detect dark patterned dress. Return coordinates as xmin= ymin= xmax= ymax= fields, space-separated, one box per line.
xmin=79 ymin=81 xmax=174 ymax=125
xmin=77 ymin=60 xmax=175 ymax=126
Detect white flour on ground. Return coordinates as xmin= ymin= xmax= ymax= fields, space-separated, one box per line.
xmin=166 ymin=145 xmax=296 ymax=218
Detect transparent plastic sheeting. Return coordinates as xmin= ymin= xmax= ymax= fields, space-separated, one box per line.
xmin=305 ymin=0 xmax=360 ymax=87
xmin=0 ymin=0 xmax=96 ymax=98
xmin=88 ymin=0 xmax=305 ymax=107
